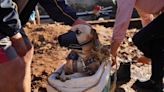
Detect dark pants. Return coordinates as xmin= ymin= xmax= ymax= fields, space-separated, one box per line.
xmin=18 ymin=0 xmax=77 ymax=26
xmin=132 ymin=13 xmax=164 ymax=89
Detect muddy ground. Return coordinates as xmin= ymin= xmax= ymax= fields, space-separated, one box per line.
xmin=24 ymin=23 xmax=160 ymax=92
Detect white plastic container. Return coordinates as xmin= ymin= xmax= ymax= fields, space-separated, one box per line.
xmin=47 ymin=62 xmax=111 ymax=92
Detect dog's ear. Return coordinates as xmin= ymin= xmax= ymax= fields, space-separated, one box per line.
xmin=91 ymin=29 xmax=100 ymax=48
xmin=91 ymin=28 xmax=98 ymax=40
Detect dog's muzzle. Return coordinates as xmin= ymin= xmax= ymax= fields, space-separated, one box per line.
xmin=58 ymin=31 xmax=93 ymax=50
xmin=58 ymin=31 xmax=82 ymax=50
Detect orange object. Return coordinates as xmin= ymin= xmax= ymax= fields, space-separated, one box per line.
xmin=137 ymin=56 xmax=151 ymax=64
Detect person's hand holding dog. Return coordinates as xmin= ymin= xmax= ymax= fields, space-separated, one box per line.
xmin=110 ymin=53 xmax=116 ymax=66
xmin=10 ymin=32 xmax=28 ymax=57
xmin=110 ymin=40 xmax=121 ymax=66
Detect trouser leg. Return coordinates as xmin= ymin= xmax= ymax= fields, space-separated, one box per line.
xmin=132 ymin=13 xmax=164 ymax=58
xmin=19 ymin=0 xmax=39 ymax=26
xmin=39 ymin=0 xmax=77 ymax=25
xmin=150 ymin=39 xmax=164 ymax=90
xmin=132 ymin=13 xmax=164 ymax=91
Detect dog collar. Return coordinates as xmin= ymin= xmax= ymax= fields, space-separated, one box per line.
xmin=68 ymin=35 xmax=94 ymax=50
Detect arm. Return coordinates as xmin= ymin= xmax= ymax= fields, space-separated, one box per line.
xmin=110 ymin=0 xmax=136 ymax=65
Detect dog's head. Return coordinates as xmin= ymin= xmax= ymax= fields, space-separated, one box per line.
xmin=58 ymin=24 xmax=99 ymax=50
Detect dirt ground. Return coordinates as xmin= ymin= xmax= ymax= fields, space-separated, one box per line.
xmin=24 ymin=23 xmax=160 ymax=92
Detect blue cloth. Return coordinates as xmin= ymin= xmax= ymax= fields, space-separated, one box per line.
xmin=29 ymin=11 xmax=36 ymax=21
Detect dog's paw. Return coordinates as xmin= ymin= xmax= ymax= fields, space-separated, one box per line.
xmin=59 ymin=75 xmax=71 ymax=82
xmin=59 ymin=75 xmax=67 ymax=82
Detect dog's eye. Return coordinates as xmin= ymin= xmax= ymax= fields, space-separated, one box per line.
xmin=76 ymin=29 xmax=81 ymax=35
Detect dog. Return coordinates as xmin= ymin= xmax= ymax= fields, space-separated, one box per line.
xmin=57 ymin=24 xmax=110 ymax=81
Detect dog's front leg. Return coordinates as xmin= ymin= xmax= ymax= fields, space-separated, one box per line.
xmin=59 ymin=70 xmax=67 ymax=82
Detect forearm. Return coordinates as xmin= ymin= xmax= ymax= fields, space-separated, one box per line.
xmin=110 ymin=40 xmax=121 ymax=56
xmin=111 ymin=0 xmax=136 ymax=55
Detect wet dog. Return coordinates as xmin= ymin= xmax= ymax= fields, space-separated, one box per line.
xmin=58 ymin=24 xmax=110 ymax=81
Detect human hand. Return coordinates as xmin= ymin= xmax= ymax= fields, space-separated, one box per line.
xmin=10 ymin=32 xmax=27 ymax=57
xmin=110 ymin=40 xmax=121 ymax=66
xmin=110 ymin=53 xmax=117 ymax=66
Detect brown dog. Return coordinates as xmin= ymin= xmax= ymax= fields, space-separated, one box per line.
xmin=58 ymin=24 xmax=110 ymax=81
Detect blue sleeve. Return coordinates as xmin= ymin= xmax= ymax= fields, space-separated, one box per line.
xmin=39 ymin=0 xmax=78 ymax=25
